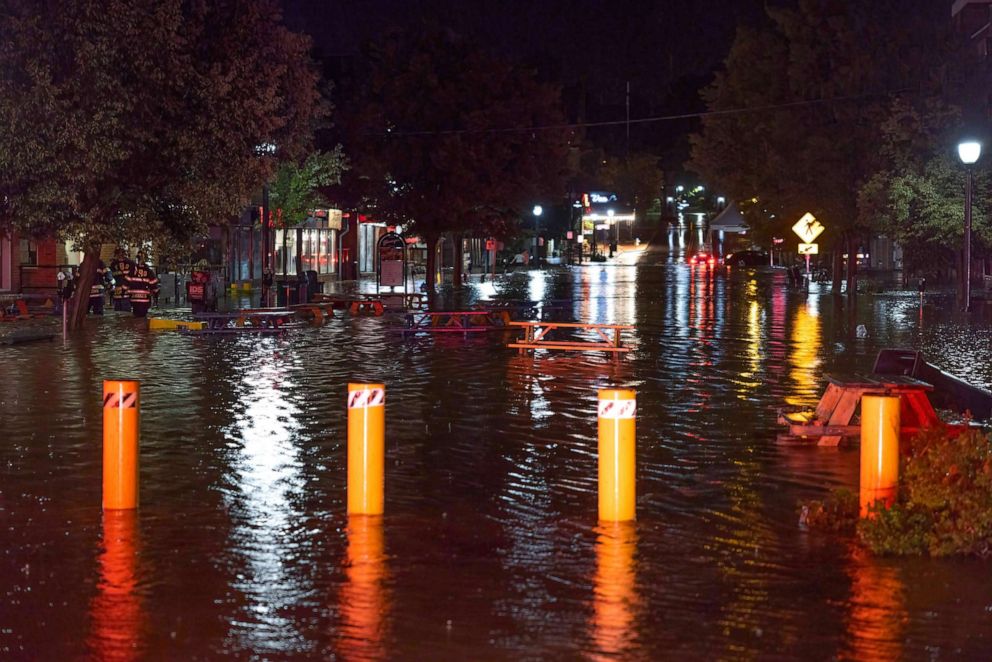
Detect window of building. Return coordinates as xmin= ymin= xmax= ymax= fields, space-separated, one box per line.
xmin=19 ymin=239 xmax=37 ymax=266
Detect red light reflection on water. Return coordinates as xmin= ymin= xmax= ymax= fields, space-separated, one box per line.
xmin=87 ymin=510 xmax=143 ymax=661
xmin=591 ymin=522 xmax=639 ymax=659
xmin=337 ymin=515 xmax=388 ymax=660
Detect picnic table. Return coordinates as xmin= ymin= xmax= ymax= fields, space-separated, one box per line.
xmin=507 ymin=321 xmax=634 ymax=354
xmin=288 ymin=302 xmax=336 ymax=325
xmin=777 ymin=373 xmax=949 ymax=446
xmin=475 ymin=299 xmax=573 ymax=321
xmin=398 ymin=310 xmax=510 ymax=334
xmin=0 ymin=293 xmax=54 ymax=321
xmin=189 ymin=310 xmax=301 ymax=334
xmin=311 ymin=294 xmax=385 ymax=316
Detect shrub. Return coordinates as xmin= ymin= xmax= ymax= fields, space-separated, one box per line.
xmin=801 ymin=427 xmax=992 ymax=557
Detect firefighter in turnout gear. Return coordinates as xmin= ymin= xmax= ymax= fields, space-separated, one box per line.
xmin=109 ymin=249 xmax=133 ymax=311
xmin=126 ymin=252 xmax=159 ymax=318
xmin=87 ymin=259 xmax=108 ymax=315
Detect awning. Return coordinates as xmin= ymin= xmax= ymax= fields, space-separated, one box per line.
xmin=709 ymin=203 xmax=748 ymax=233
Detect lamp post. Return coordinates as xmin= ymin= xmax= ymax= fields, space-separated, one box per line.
xmin=532 ymin=205 xmax=543 ymax=267
xmin=958 ymin=140 xmax=981 ymax=312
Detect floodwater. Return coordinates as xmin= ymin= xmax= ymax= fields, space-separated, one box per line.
xmin=3 ymin=248 xmax=992 ymax=660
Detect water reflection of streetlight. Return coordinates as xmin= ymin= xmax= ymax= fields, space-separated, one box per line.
xmin=532 ymin=205 xmax=543 ymax=267
xmin=957 ymin=140 xmax=981 ymax=312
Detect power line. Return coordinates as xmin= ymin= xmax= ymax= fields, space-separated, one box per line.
xmin=384 ymin=88 xmax=914 ymax=137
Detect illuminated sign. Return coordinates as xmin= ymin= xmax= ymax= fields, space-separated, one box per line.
xmin=792 ymin=213 xmax=825 ymax=244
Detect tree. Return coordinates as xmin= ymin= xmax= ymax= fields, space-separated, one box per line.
xmin=689 ymin=0 xmax=954 ymax=294
xmin=598 ymin=153 xmax=664 ymax=215
xmin=0 ymin=0 xmax=322 ymax=328
xmin=339 ymin=26 xmax=568 ymax=291
xmin=267 ymin=149 xmax=347 ymax=273
xmin=858 ymin=98 xmax=990 ymax=288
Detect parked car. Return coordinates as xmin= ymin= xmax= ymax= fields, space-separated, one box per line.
xmin=688 ymin=252 xmax=717 ymax=267
xmin=724 ymin=250 xmax=768 ymax=267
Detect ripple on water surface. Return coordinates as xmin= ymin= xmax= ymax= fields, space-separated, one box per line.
xmin=2 ymin=262 xmax=992 ymax=658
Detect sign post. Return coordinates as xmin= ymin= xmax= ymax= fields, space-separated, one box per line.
xmin=793 ymin=213 xmax=826 ymax=280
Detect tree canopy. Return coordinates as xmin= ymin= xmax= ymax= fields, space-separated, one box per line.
xmin=337 ymin=26 xmax=569 ymax=289
xmin=689 ymin=0 xmax=959 ymax=256
xmin=0 ymin=0 xmax=323 ymax=325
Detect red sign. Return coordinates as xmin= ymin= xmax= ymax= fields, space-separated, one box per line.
xmin=486 ymin=239 xmax=496 ymax=250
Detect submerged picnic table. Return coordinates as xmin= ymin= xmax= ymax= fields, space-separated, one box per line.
xmin=507 ymin=321 xmax=634 ymax=354
xmin=474 ymin=298 xmax=573 ymax=321
xmin=777 ymin=373 xmax=949 ymax=446
xmin=189 ymin=310 xmax=301 ymax=334
xmin=398 ymin=310 xmax=510 ymax=333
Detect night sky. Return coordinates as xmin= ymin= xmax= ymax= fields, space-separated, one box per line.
xmin=280 ymin=0 xmax=774 ymax=164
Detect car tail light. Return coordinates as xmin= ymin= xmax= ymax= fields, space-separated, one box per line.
xmin=708 ymin=258 xmax=716 ymax=265
xmin=689 ymin=257 xmax=697 ymax=264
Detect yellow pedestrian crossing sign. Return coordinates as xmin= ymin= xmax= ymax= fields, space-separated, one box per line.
xmin=792 ymin=213 xmax=825 ymax=244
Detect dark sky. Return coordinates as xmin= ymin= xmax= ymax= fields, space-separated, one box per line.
xmin=281 ymin=1 xmax=769 ymax=102
xmin=280 ymin=1 xmax=774 ymax=165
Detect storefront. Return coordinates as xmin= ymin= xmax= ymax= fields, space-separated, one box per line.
xmin=273 ymin=209 xmax=342 ymax=281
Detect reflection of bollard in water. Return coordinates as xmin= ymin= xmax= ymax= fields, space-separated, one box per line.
xmin=348 ymin=383 xmax=385 ymax=515
xmin=339 ymin=515 xmax=387 ymax=659
xmin=860 ymin=395 xmax=899 ymax=518
xmin=103 ymin=380 xmax=140 ymax=510
xmin=598 ymin=389 xmax=636 ymax=522
xmin=593 ymin=521 xmax=637 ymax=658
xmin=88 ymin=509 xmax=143 ymax=659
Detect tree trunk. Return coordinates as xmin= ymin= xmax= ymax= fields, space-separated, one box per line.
xmin=424 ymin=231 xmax=440 ymax=295
xmin=452 ymin=233 xmax=463 ymax=288
xmin=831 ymin=239 xmax=843 ymax=296
xmin=846 ymin=233 xmax=858 ymax=298
xmin=69 ymin=245 xmax=101 ymax=331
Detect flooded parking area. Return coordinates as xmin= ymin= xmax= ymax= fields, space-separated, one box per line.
xmin=3 ymin=256 xmax=992 ymax=659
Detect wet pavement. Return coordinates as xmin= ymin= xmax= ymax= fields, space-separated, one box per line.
xmin=3 ymin=249 xmax=992 ymax=659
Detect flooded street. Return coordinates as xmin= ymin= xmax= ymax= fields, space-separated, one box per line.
xmin=4 ymin=251 xmax=992 ymax=659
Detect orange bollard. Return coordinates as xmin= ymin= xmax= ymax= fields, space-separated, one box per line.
xmin=859 ymin=394 xmax=899 ymax=518
xmin=103 ymin=380 xmax=140 ymax=510
xmin=347 ymin=383 xmax=385 ymax=515
xmin=598 ymin=388 xmax=636 ymax=522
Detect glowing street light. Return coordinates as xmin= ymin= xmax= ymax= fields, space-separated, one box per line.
xmin=958 ymin=140 xmax=982 ymax=311
xmin=532 ymin=205 xmax=543 ymax=217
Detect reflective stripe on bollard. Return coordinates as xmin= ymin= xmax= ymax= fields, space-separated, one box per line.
xmin=103 ymin=380 xmax=140 ymax=510
xmin=348 ymin=383 xmax=385 ymax=515
xmin=598 ymin=389 xmax=636 ymax=522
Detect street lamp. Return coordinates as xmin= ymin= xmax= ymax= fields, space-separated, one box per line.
xmin=958 ymin=140 xmax=981 ymax=311
xmin=532 ymin=205 xmax=543 ymax=267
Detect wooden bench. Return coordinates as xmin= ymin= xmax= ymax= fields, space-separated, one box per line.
xmin=777 ymin=373 xmax=952 ymax=446
xmin=507 ymin=321 xmax=634 ymax=354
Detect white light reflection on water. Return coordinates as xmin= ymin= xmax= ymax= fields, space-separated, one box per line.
xmin=221 ymin=350 xmax=309 ymax=656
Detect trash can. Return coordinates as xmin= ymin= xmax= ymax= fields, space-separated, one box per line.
xmin=305 ymin=270 xmax=320 ymax=302
xmin=276 ymin=281 xmax=299 ymax=307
